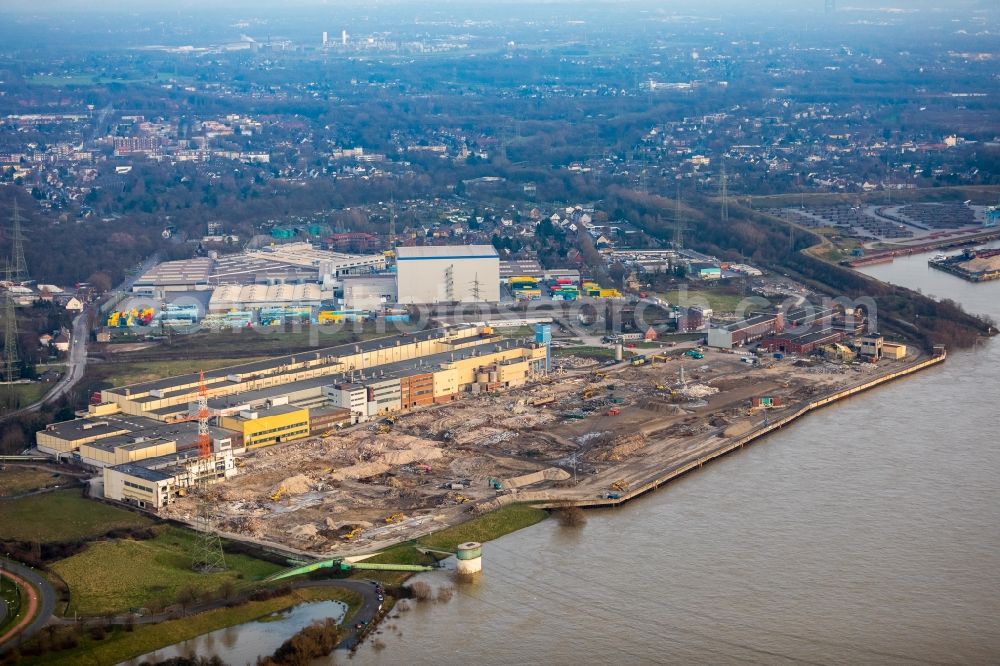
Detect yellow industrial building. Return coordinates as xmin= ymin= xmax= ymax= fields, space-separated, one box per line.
xmin=38 ymin=324 xmax=549 ymax=509
xmin=220 ymin=405 xmax=311 ymax=449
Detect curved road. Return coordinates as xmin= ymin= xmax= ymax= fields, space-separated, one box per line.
xmin=0 ymin=559 xmax=55 ymax=654
xmin=0 ymin=309 xmax=89 ymax=423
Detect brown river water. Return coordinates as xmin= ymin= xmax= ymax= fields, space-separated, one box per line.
xmin=337 ymin=247 xmax=1000 ymax=666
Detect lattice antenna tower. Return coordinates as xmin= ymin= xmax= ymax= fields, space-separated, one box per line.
xmin=10 ymin=201 xmax=29 ymax=284
xmin=444 ymin=265 xmax=455 ymax=301
xmin=388 ymin=199 xmax=397 ymax=248
xmin=2 ymin=260 xmax=20 ymax=402
xmin=190 ymin=370 xmax=226 ymax=573
xmin=471 ymin=273 xmax=482 ymax=302
xmin=673 ymin=182 xmax=688 ymax=251
xmin=719 ymin=158 xmax=730 ymax=224
xmin=191 ymin=493 xmax=227 ymax=573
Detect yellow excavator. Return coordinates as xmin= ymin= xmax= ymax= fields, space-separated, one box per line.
xmin=384 ymin=513 xmax=405 ymax=524
xmin=271 ymin=486 xmax=286 ymax=501
xmin=610 ymin=479 xmax=630 ymax=493
xmin=343 ymin=527 xmax=363 ymax=540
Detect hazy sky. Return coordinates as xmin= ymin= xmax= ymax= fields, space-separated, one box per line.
xmin=6 ymin=0 xmax=997 ymax=9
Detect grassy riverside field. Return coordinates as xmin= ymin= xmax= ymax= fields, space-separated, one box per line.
xmin=661 ymin=287 xmax=749 ymax=314
xmin=418 ymin=504 xmax=548 ymax=552
xmin=553 ymin=345 xmax=615 ymax=361
xmin=0 ymin=574 xmax=27 ymax=639
xmin=86 ymin=357 xmax=269 ymax=389
xmin=345 ymin=505 xmax=549 ymax=584
xmin=0 ymin=490 xmax=153 ymax=542
xmin=15 ymin=586 xmax=361 ymax=666
xmin=51 ymin=525 xmax=284 ymax=616
xmin=0 ymin=467 xmax=67 ymax=497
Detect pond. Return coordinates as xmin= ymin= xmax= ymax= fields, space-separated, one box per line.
xmin=122 ymin=599 xmax=347 ymax=666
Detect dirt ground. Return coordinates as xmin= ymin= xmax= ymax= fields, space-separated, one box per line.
xmin=162 ymin=345 xmax=894 ymax=555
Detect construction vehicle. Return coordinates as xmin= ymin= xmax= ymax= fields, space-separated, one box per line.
xmin=605 ymin=491 xmax=622 ymax=500
xmin=630 ymin=356 xmax=648 ymax=367
xmin=685 ymin=349 xmax=705 ymax=360
xmin=271 ymin=486 xmax=286 ymax=501
xmin=384 ymin=513 xmax=405 ymax=524
xmin=582 ymin=387 xmax=596 ymax=400
xmin=343 ymin=527 xmax=363 ymax=541
xmin=376 ymin=424 xmax=391 ymax=434
xmin=610 ymin=479 xmax=630 ymax=493
xmin=655 ymin=384 xmax=667 ymax=391
xmin=416 ymin=464 xmax=433 ymax=474
xmin=488 ymin=477 xmax=503 ymax=491
xmin=450 ymin=493 xmax=471 ymax=504
xmin=607 ymin=408 xmax=621 ymax=416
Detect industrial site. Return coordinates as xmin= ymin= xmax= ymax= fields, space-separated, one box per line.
xmin=31 ymin=310 xmax=925 ymax=557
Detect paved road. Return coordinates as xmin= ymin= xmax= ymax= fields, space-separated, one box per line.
xmin=292 ymin=579 xmax=384 ymax=651
xmin=0 ymin=309 xmax=90 ymax=422
xmin=0 ymin=559 xmax=56 ymax=654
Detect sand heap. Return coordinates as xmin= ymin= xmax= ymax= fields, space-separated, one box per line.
xmin=272 ymin=474 xmax=313 ymax=496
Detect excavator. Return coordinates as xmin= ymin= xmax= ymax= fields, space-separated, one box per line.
xmin=384 ymin=513 xmax=405 ymax=524
xmin=610 ymin=479 xmax=630 ymax=493
xmin=271 ymin=486 xmax=287 ymax=501
xmin=343 ymin=527 xmax=363 ymax=541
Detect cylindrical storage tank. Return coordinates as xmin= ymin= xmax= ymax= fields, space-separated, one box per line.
xmin=614 ymin=344 xmax=623 ymax=362
xmin=456 ymin=541 xmax=482 ymax=575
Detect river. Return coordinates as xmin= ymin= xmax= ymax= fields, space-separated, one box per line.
xmin=346 ymin=248 xmax=1000 ymax=666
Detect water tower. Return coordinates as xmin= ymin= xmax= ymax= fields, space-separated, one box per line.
xmin=456 ymin=542 xmax=483 ymax=575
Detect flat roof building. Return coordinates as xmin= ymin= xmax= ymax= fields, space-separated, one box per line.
xmin=208 ymin=283 xmax=331 ymax=312
xmin=132 ymin=243 xmax=386 ymax=299
xmin=396 ymin=245 xmax=500 ymax=304
xmin=341 ymin=274 xmax=398 ymax=311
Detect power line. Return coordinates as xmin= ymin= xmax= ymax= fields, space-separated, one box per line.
xmin=2 ymin=260 xmax=20 ymax=405
xmin=720 ymin=157 xmax=730 ymax=224
xmin=10 ymin=201 xmax=28 ymax=284
xmin=673 ymin=181 xmax=687 ymax=251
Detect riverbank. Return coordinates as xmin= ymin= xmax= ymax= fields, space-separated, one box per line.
xmin=531 ymin=351 xmax=947 ymax=509
xmin=348 ymin=235 xmax=1000 ymax=665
